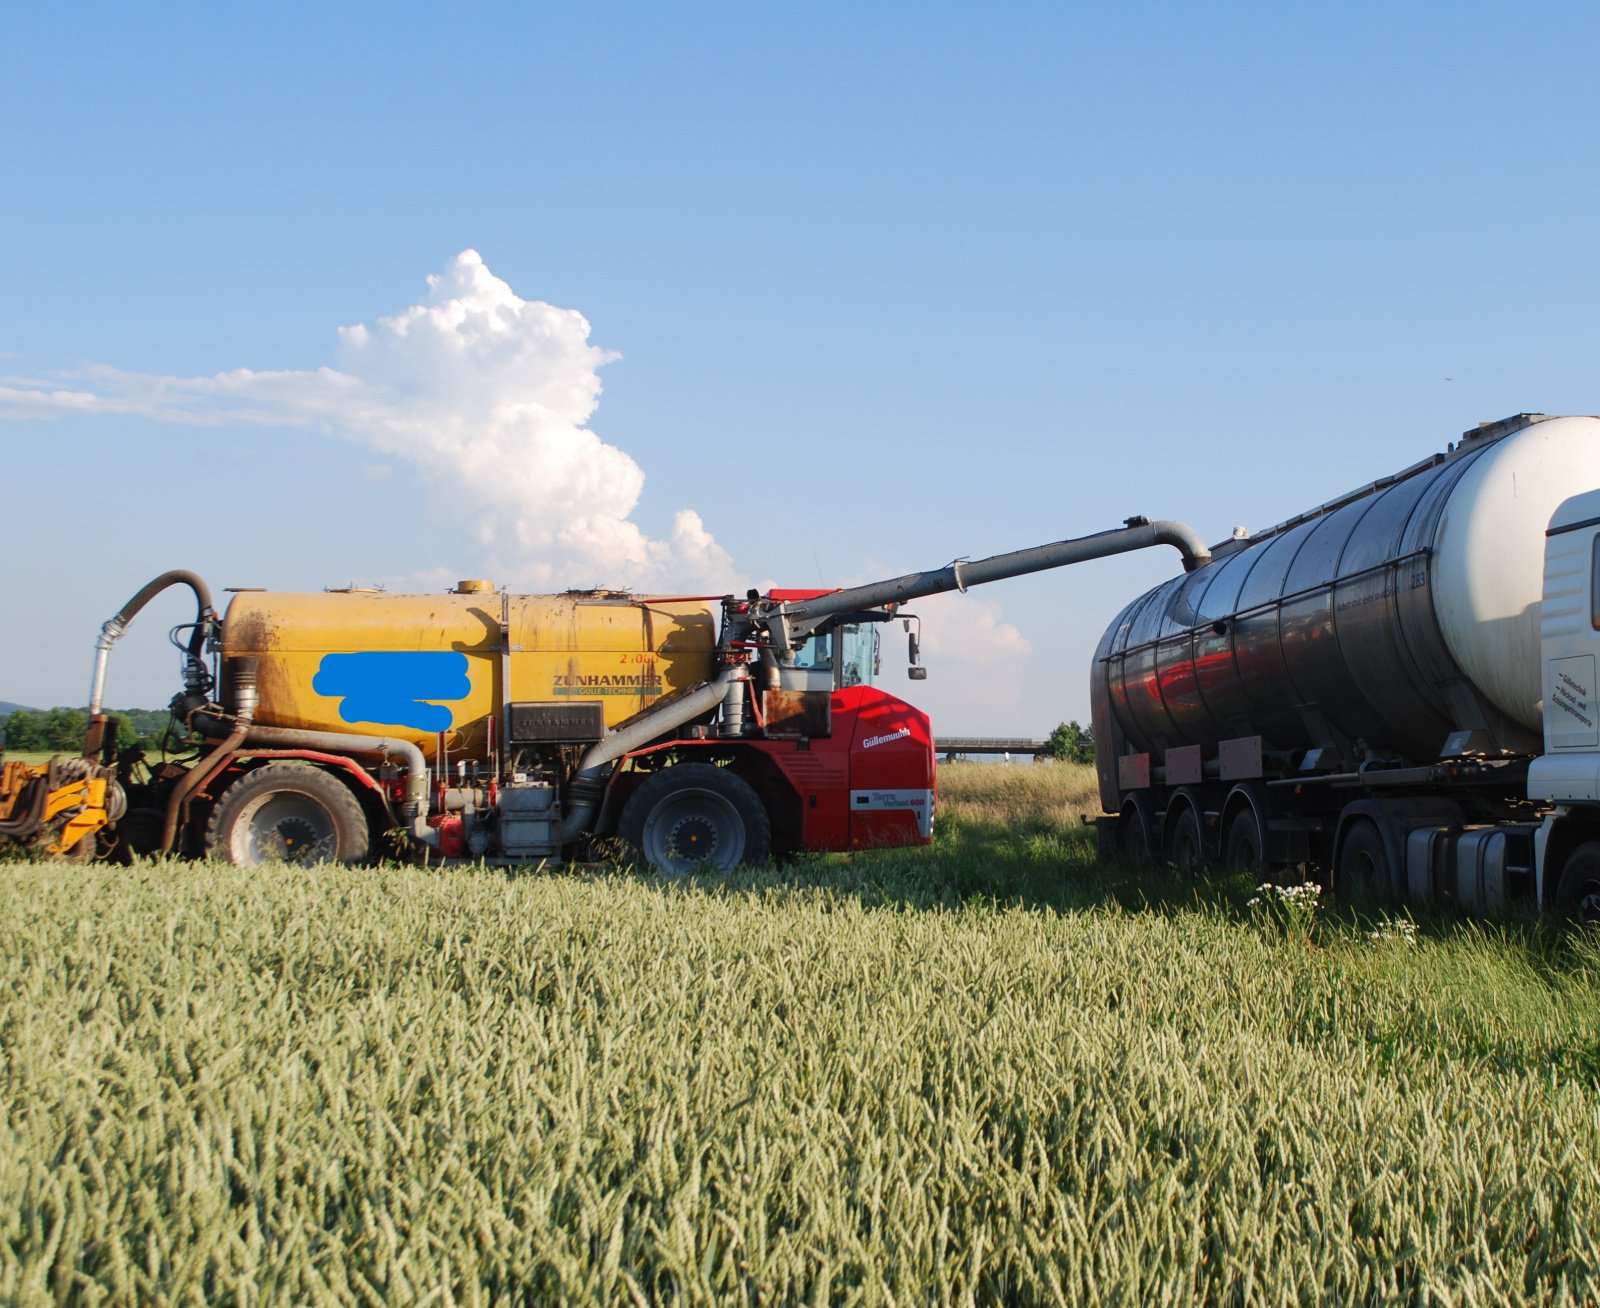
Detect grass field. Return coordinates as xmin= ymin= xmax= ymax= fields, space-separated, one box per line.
xmin=3 ymin=751 xmax=61 ymax=767
xmin=3 ymin=762 xmax=1599 ymax=1305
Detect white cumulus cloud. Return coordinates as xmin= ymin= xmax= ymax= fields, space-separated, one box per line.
xmin=906 ymin=591 xmax=1035 ymax=727
xmin=0 ymin=250 xmax=735 ymax=592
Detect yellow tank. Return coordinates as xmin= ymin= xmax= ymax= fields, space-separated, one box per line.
xmin=221 ymin=588 xmax=719 ymax=757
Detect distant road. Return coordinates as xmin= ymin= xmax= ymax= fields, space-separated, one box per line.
xmin=935 ymin=737 xmax=1046 ymax=760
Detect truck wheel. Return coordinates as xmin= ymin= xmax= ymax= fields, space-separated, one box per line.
xmin=206 ymin=763 xmax=370 ymax=867
xmin=1554 ymin=841 xmax=1600 ymax=924
xmin=1335 ymin=819 xmax=1395 ymax=904
xmin=1117 ymin=813 xmax=1151 ymax=868
xmin=619 ymin=763 xmax=771 ymax=875
xmin=1223 ymin=808 xmax=1264 ymax=876
xmin=1166 ymin=808 xmax=1205 ymax=875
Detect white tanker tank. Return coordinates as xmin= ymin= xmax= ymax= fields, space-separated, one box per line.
xmin=1090 ymin=413 xmax=1600 ymax=921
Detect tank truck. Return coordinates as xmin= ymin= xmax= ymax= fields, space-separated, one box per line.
xmin=1 ymin=519 xmax=1209 ymax=872
xmin=1093 ymin=412 xmax=1600 ymax=921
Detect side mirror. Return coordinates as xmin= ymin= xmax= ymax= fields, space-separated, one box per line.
xmin=902 ymin=615 xmax=925 ymax=678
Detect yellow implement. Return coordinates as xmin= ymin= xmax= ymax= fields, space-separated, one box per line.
xmin=0 ymin=757 xmax=118 ymax=857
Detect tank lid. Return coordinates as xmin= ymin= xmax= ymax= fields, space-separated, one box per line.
xmin=454 ymin=579 xmax=496 ymax=594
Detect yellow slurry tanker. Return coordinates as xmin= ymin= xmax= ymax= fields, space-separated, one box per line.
xmin=0 ymin=521 xmax=1209 ymax=872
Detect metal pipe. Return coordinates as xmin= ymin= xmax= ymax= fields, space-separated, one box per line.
xmin=237 ymin=673 xmax=736 ymax=854
xmin=554 ymin=669 xmax=737 ymax=842
xmin=771 ymin=517 xmax=1212 ymax=630
xmin=718 ymin=666 xmax=750 ymax=738
xmin=161 ymin=657 xmax=255 ymax=854
xmin=88 ymin=569 xmax=215 ymax=715
xmin=236 ymin=724 xmax=439 ymax=850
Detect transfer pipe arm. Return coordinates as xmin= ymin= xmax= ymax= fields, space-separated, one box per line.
xmin=761 ymin=517 xmax=1211 ymax=639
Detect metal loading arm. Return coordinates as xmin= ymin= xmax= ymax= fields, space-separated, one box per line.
xmin=746 ymin=517 xmax=1211 ymax=649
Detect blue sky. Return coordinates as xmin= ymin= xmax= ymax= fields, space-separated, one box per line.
xmin=3 ymin=2 xmax=1597 ymax=734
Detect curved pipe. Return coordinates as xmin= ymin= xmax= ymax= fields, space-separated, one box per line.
xmin=1149 ymin=520 xmax=1213 ymax=573
xmin=770 ymin=516 xmax=1213 ymax=634
xmin=89 ymin=569 xmax=215 ymax=715
xmin=186 ymin=671 xmax=733 ymax=857
xmin=162 ymin=721 xmax=248 ymax=855
xmin=236 ymin=675 xmax=732 ymax=853
xmin=555 ymin=669 xmax=737 ymax=843
xmin=233 ymin=725 xmax=438 ymax=850
xmin=160 ymin=658 xmax=255 ymax=854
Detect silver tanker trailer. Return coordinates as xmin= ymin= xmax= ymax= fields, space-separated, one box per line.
xmin=1092 ymin=412 xmax=1600 ymax=920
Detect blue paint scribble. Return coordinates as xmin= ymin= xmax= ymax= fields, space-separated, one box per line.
xmin=312 ymin=652 xmax=471 ymax=732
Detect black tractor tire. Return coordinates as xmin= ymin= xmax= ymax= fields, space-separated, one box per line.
xmin=61 ymin=831 xmax=99 ymax=863
xmin=1554 ymin=840 xmax=1600 ymax=925
xmin=111 ymin=807 xmax=167 ymax=864
xmin=618 ymin=762 xmax=771 ymax=875
xmin=1166 ymin=807 xmax=1206 ymax=876
xmin=1335 ymin=818 xmax=1396 ymax=905
xmin=206 ymin=763 xmax=370 ymax=867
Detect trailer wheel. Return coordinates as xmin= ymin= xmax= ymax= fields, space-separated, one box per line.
xmin=619 ymin=763 xmax=771 ymax=875
xmin=1335 ymin=819 xmax=1395 ymax=904
xmin=1166 ymin=808 xmax=1205 ymax=875
xmin=1223 ymin=808 xmax=1264 ymax=876
xmin=206 ymin=763 xmax=370 ymax=867
xmin=1554 ymin=840 xmax=1600 ymax=924
xmin=1117 ymin=813 xmax=1151 ymax=868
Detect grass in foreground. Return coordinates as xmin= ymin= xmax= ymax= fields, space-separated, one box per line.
xmin=1 ymin=763 xmax=1598 ymax=1305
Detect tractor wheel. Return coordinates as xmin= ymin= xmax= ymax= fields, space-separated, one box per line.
xmin=60 ymin=831 xmax=99 ymax=863
xmin=111 ymin=807 xmax=166 ymax=864
xmin=618 ymin=763 xmax=771 ymax=875
xmin=206 ymin=764 xmax=370 ymax=867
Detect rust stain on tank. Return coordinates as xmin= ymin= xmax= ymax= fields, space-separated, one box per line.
xmin=248 ymin=659 xmax=299 ymax=728
xmin=224 ymin=606 xmax=280 ymax=653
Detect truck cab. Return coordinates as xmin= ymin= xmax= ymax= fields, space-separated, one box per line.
xmin=1528 ymin=489 xmax=1600 ymax=917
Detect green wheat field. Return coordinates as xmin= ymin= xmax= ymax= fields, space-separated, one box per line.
xmin=3 ymin=762 xmax=1599 ymax=1305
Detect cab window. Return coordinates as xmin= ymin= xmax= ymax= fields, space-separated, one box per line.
xmin=790 ymin=623 xmax=879 ymax=687
xmin=1592 ymin=534 xmax=1600 ymax=629
xmin=838 ymin=623 xmax=880 ymax=688
xmin=791 ymin=630 xmax=833 ymax=672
